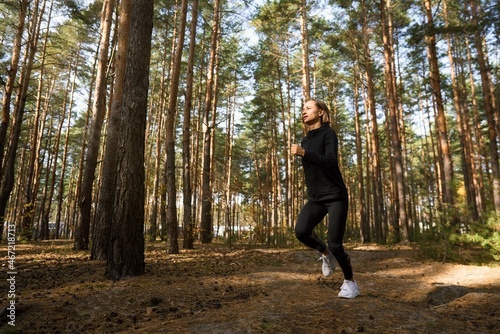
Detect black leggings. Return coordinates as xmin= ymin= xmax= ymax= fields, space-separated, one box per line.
xmin=295 ymin=197 xmax=353 ymax=280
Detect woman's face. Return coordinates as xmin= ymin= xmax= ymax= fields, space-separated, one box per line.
xmin=302 ymin=100 xmax=324 ymax=128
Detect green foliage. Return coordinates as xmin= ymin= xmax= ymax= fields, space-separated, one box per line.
xmin=451 ymin=214 xmax=500 ymax=262
xmin=417 ymin=211 xmax=500 ymax=264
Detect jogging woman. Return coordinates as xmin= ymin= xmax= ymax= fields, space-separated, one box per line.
xmin=291 ymin=99 xmax=359 ymax=299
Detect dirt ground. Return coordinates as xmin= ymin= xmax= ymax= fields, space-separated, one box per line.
xmin=1 ymin=241 xmax=499 ymax=334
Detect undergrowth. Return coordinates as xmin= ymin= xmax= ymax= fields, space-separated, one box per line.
xmin=417 ymin=212 xmax=500 ymax=265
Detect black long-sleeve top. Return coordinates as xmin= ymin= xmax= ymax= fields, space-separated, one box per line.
xmin=300 ymin=123 xmax=348 ymax=201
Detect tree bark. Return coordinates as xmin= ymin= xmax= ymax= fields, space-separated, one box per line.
xmin=75 ymin=0 xmax=116 ymax=250
xmin=354 ymin=72 xmax=369 ymax=242
xmin=0 ymin=0 xmax=44 ymax=241
xmin=381 ymin=0 xmax=408 ymax=242
xmin=362 ymin=0 xmax=383 ymax=242
xmin=200 ymin=0 xmax=220 ymax=244
xmin=55 ymin=56 xmax=78 ymax=238
xmin=27 ymin=0 xmax=54 ymax=241
xmin=224 ymin=90 xmax=235 ymax=246
xmin=165 ymin=0 xmax=189 ymax=254
xmin=424 ymin=0 xmax=455 ymax=218
xmin=182 ymin=0 xmax=199 ymax=250
xmin=91 ymin=0 xmax=124 ymax=261
xmin=464 ymin=36 xmax=487 ymax=216
xmin=468 ymin=0 xmax=500 ymax=213
xmin=0 ymin=0 xmax=28 ymax=175
xmin=443 ymin=0 xmax=481 ymax=220
xmin=300 ymin=0 xmax=311 ymax=101
xmin=106 ymin=0 xmax=154 ymax=280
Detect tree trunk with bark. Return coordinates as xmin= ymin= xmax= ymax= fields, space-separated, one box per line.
xmin=300 ymin=0 xmax=311 ymax=101
xmin=354 ymin=72 xmax=369 ymax=242
xmin=182 ymin=0 xmax=199 ymax=250
xmin=361 ymin=0 xmax=383 ymax=242
xmin=468 ymin=0 xmax=500 ymax=213
xmin=75 ymin=0 xmax=116 ymax=251
xmin=442 ymin=0 xmax=481 ymax=220
xmin=165 ymin=0 xmax=188 ymax=254
xmin=381 ymin=0 xmax=408 ymax=243
xmin=200 ymin=0 xmax=220 ymax=244
xmin=423 ymin=0 xmax=456 ymax=220
xmin=0 ymin=0 xmax=44 ymax=241
xmin=91 ymin=0 xmax=125 ymax=261
xmin=106 ymin=0 xmax=154 ymax=280
xmin=0 ymin=0 xmax=28 ymax=175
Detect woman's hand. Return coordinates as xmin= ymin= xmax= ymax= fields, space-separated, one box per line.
xmin=291 ymin=144 xmax=305 ymax=157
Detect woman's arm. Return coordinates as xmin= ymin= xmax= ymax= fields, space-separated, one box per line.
xmin=302 ymin=130 xmax=339 ymax=169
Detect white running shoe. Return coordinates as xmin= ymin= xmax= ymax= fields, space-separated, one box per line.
xmin=319 ymin=252 xmax=335 ymax=277
xmin=338 ymin=279 xmax=360 ymax=299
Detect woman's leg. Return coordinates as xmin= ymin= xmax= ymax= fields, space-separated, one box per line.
xmin=326 ymin=198 xmax=353 ymax=280
xmin=295 ymin=200 xmax=328 ymax=252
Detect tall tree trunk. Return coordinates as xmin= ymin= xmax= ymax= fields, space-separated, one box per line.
xmin=71 ymin=47 xmax=97 ymax=240
xmin=153 ymin=32 xmax=171 ymax=242
xmin=300 ymin=0 xmax=311 ymax=101
xmin=0 ymin=0 xmax=28 ymax=175
xmin=443 ymin=0 xmax=480 ymax=220
xmin=182 ymin=0 xmax=199 ymax=250
xmin=285 ymin=41 xmax=296 ymax=230
xmin=270 ymin=90 xmax=278 ymax=244
xmin=465 ymin=36 xmax=486 ymax=216
xmin=22 ymin=77 xmax=46 ymax=240
xmin=76 ymin=0 xmax=116 ymax=251
xmin=381 ymin=0 xmax=407 ymax=242
xmin=42 ymin=92 xmax=66 ymax=239
xmin=354 ymin=72 xmax=369 ymax=242
xmin=224 ymin=91 xmax=235 ymax=246
xmin=149 ymin=91 xmax=164 ymax=242
xmin=422 ymin=91 xmax=440 ymax=228
xmin=362 ymin=0 xmax=383 ymax=242
xmin=24 ymin=0 xmax=54 ymax=240
xmin=209 ymin=27 xmax=221 ymax=237
xmin=423 ymin=0 xmax=455 ymax=220
xmin=160 ymin=3 xmax=179 ymax=243
xmin=106 ymin=0 xmax=153 ymax=280
xmin=91 ymin=0 xmax=124 ymax=261
xmin=165 ymin=0 xmax=188 ymax=254
xmin=56 ymin=55 xmax=78 ymax=238
xmin=38 ymin=129 xmax=53 ymax=240
xmin=277 ymin=54 xmax=293 ymax=233
xmin=193 ymin=65 xmax=204 ymax=242
xmin=469 ymin=0 xmax=500 ymax=212
xmin=43 ymin=70 xmax=70 ymax=239
xmin=200 ymin=0 xmax=220 ymax=244
xmin=0 ymin=0 xmax=44 ymax=241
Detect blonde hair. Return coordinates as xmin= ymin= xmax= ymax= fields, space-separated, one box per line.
xmin=302 ymin=99 xmax=331 ymax=133
xmin=310 ymin=99 xmax=331 ymax=125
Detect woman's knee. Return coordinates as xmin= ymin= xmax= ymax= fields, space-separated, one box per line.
xmin=329 ymin=242 xmax=344 ymax=255
xmin=294 ymin=224 xmax=307 ymax=240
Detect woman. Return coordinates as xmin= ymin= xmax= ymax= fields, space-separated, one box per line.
xmin=291 ymin=99 xmax=359 ymax=299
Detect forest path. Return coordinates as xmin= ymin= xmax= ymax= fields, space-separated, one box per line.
xmin=1 ymin=241 xmax=499 ymax=333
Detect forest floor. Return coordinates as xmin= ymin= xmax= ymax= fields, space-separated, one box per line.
xmin=0 ymin=240 xmax=499 ymax=334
